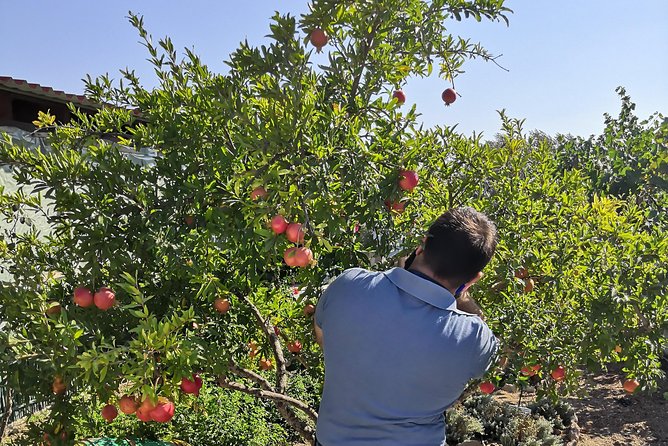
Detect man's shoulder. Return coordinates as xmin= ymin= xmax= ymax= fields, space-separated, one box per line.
xmin=443 ymin=308 xmax=497 ymax=348
xmin=340 ymin=267 xmax=376 ymax=279
xmin=451 ymin=309 xmax=495 ymax=334
xmin=330 ymin=267 xmax=379 ymax=284
xmin=322 ymin=268 xmax=384 ymax=296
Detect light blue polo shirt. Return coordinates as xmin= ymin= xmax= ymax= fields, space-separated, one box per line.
xmin=314 ymin=267 xmax=498 ymax=446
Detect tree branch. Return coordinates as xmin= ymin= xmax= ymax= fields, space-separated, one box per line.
xmin=218 ymin=377 xmax=318 ymax=423
xmin=228 ymin=362 xmax=274 ymax=391
xmin=349 ymin=15 xmax=383 ymax=104
xmin=237 ymin=293 xmax=289 ymax=394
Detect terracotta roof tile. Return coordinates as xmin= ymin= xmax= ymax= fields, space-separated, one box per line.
xmin=0 ymin=76 xmax=97 ymax=108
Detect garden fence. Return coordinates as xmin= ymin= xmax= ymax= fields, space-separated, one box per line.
xmin=0 ymin=382 xmax=50 ymax=425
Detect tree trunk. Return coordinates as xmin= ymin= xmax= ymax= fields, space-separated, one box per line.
xmin=0 ymin=385 xmax=14 ymax=441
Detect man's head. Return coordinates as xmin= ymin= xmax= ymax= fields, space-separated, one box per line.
xmin=420 ymin=207 xmax=497 ymax=285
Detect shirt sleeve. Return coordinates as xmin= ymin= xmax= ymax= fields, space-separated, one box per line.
xmin=470 ymin=323 xmax=499 ymax=379
xmin=314 ymin=284 xmax=329 ymax=329
xmin=314 ymin=268 xmax=357 ymax=329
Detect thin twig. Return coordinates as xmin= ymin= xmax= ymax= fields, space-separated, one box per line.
xmin=221 ymin=125 xmax=237 ymax=155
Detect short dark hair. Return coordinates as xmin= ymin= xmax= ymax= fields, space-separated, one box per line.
xmin=423 ymin=207 xmax=497 ymax=283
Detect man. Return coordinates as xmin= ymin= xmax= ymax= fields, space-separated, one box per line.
xmin=313 ymin=207 xmax=498 ymax=446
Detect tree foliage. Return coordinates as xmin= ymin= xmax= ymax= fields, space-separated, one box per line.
xmin=1 ymin=1 xmax=666 ymax=445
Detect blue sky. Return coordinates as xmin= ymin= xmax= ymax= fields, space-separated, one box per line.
xmin=2 ymin=1 xmax=666 ymax=138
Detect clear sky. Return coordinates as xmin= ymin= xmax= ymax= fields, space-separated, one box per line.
xmin=2 ymin=1 xmax=666 ymax=138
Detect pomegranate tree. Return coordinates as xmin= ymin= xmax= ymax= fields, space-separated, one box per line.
xmin=1 ymin=2 xmax=665 ymax=446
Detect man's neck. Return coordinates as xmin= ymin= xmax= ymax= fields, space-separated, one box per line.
xmin=407 ymin=263 xmax=459 ymax=295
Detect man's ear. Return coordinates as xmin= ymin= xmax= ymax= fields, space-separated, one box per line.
xmin=415 ymin=236 xmax=428 ymax=255
xmin=465 ymin=271 xmax=484 ymax=287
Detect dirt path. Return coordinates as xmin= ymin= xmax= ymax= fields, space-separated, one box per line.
xmin=565 ymin=373 xmax=667 ymax=446
xmin=494 ymin=371 xmax=668 ymax=446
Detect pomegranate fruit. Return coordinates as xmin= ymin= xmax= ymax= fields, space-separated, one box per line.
xmin=181 ymin=374 xmax=203 ymax=396
xmin=101 ymin=404 xmax=118 ymax=422
xmin=384 ymin=199 xmax=406 ymax=214
xmin=398 ymin=169 xmax=419 ymax=191
xmin=520 ymin=366 xmax=537 ymax=377
xmin=136 ymin=398 xmax=156 ymax=422
xmin=73 ymin=287 xmax=94 ymax=307
xmin=284 ymin=247 xmax=299 ymax=267
xmin=119 ymin=395 xmax=138 ymax=414
xmin=94 ymin=287 xmax=116 ymax=311
xmin=250 ymin=186 xmax=267 ymax=200
xmin=479 ymin=381 xmax=495 ymax=394
xmin=270 ymin=215 xmax=289 ymax=234
xmin=441 ymin=88 xmax=457 ymax=105
xmin=288 ymin=341 xmax=302 ymax=353
xmin=45 ymin=302 xmax=62 ymax=316
xmin=551 ymin=365 xmax=566 ymax=382
xmin=150 ymin=398 xmax=175 ymax=423
xmin=285 ymin=222 xmax=305 ymax=243
xmin=214 ymin=298 xmax=230 ymax=314
xmin=293 ymin=247 xmax=313 ymax=268
xmin=309 ymin=28 xmax=328 ymax=52
xmin=623 ymin=379 xmax=639 ymax=393
xmin=524 ymin=278 xmax=535 ymax=293
xmin=392 ymin=90 xmax=406 ymax=104
xmin=52 ymin=376 xmax=66 ymax=395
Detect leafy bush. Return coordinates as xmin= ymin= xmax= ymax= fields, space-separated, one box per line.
xmin=5 ymin=384 xmax=290 ymax=446
xmin=447 ymin=395 xmax=563 ymax=446
xmin=499 ymin=415 xmax=559 ymax=446
xmin=445 ymin=406 xmax=484 ymax=444
xmin=529 ymin=398 xmax=575 ymax=430
xmin=462 ymin=394 xmax=509 ymax=439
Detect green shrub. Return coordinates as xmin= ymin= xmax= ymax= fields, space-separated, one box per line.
xmin=6 ymin=385 xmax=290 ymax=446
xmin=529 ymin=398 xmax=575 ymax=430
xmin=499 ymin=415 xmax=560 ymax=446
xmin=447 ymin=395 xmax=564 ymax=446
xmin=445 ymin=406 xmax=484 ymax=444
xmin=462 ymin=394 xmax=510 ymax=439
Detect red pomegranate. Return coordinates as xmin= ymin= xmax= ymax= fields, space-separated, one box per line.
xmin=101 ymin=404 xmax=118 ymax=422
xmin=392 ymin=90 xmax=406 ymax=105
xmin=93 ymin=287 xmax=116 ymax=311
xmin=180 ymin=374 xmax=203 ymax=396
xmin=150 ymin=398 xmax=175 ymax=423
xmin=271 ymin=215 xmax=289 ymax=234
xmin=73 ymin=287 xmax=94 ymax=307
xmin=441 ymin=88 xmax=457 ymax=105
xmin=119 ymin=395 xmax=138 ymax=414
xmin=285 ymin=223 xmax=305 ymax=243
xmin=309 ymin=28 xmax=328 ymax=52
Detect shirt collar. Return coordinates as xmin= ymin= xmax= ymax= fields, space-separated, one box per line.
xmin=383 ymin=267 xmax=458 ymax=311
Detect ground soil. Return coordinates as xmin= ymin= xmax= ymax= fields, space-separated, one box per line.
xmin=495 ymin=371 xmax=668 ymax=446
